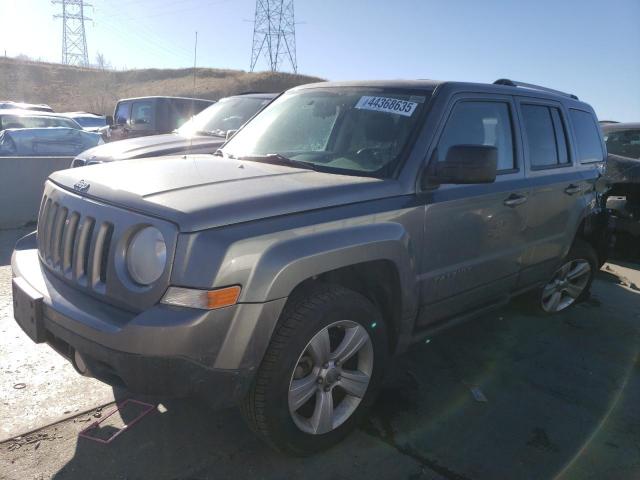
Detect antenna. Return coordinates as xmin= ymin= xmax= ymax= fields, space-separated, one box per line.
xmin=188 ymin=31 xmax=198 ymax=155
xmin=250 ymin=0 xmax=297 ymax=73
xmin=53 ymin=0 xmax=91 ymax=67
xmin=193 ymin=31 xmax=198 ymax=95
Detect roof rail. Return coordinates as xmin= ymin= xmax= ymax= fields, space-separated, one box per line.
xmin=493 ymin=79 xmax=579 ymax=100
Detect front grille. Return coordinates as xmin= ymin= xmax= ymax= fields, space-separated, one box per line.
xmin=38 ymin=193 xmax=114 ymax=292
xmin=36 ymin=181 xmax=177 ymax=312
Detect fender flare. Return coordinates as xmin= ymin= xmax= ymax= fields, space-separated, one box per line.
xmin=243 ymin=222 xmax=419 ymax=316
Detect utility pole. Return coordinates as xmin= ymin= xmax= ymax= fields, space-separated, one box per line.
xmin=250 ymin=0 xmax=297 ymax=73
xmin=52 ymin=0 xmax=91 ymax=67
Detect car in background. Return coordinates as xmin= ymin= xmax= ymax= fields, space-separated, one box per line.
xmin=71 ymin=93 xmax=277 ymax=167
xmin=0 ymin=101 xmax=54 ymax=112
xmin=0 ymin=127 xmax=103 ymax=156
xmin=601 ymin=122 xmax=640 ymax=257
xmin=0 ymin=110 xmax=82 ymax=132
xmin=63 ymin=112 xmax=107 ymax=132
xmin=602 ymin=122 xmax=640 ymax=160
xmin=103 ymin=96 xmax=215 ymax=142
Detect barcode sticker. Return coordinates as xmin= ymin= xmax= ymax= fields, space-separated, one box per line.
xmin=354 ymin=96 xmax=418 ymax=117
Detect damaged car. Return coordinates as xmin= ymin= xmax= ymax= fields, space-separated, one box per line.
xmin=602 ymin=122 xmax=640 ymax=257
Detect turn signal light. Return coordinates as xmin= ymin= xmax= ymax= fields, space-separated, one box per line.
xmin=207 ymin=286 xmax=241 ymax=309
xmin=161 ymin=285 xmax=242 ymax=310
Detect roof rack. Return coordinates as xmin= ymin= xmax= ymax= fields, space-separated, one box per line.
xmin=493 ymin=79 xmax=579 ymax=100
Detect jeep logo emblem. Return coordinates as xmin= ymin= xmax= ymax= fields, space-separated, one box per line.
xmin=73 ymin=180 xmax=90 ymax=192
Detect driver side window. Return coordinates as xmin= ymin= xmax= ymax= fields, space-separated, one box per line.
xmin=114 ymin=102 xmax=131 ymax=126
xmin=437 ymin=101 xmax=515 ymax=172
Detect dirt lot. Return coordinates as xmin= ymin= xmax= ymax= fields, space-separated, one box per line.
xmin=1 ymin=227 xmax=639 ymax=480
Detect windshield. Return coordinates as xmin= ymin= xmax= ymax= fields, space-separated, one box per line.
xmin=221 ymin=87 xmax=430 ymax=177
xmin=604 ymin=129 xmax=640 ymax=159
xmin=74 ymin=116 xmax=106 ymax=128
xmin=0 ymin=114 xmax=80 ymax=130
xmin=177 ymin=96 xmax=272 ymax=137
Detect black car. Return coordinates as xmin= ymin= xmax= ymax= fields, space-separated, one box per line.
xmin=104 ymin=96 xmax=215 ymax=143
xmin=72 ymin=93 xmax=277 ymax=167
xmin=601 ymin=122 xmax=640 ymax=256
xmin=602 ymin=122 xmax=640 ymax=160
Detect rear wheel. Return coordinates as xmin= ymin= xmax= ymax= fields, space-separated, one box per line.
xmin=537 ymin=239 xmax=598 ymax=314
xmin=241 ymin=283 xmax=387 ymax=455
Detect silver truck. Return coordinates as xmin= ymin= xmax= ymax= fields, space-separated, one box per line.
xmin=11 ymin=79 xmax=609 ymax=454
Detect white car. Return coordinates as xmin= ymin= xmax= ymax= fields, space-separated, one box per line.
xmin=62 ymin=112 xmax=108 ymax=132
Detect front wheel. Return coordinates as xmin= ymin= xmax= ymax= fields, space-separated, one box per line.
xmin=241 ymin=284 xmax=387 ymax=455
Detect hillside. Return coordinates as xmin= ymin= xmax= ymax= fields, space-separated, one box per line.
xmin=0 ymin=57 xmax=323 ymax=114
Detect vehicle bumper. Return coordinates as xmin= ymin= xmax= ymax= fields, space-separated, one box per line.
xmin=11 ymin=233 xmax=287 ymax=407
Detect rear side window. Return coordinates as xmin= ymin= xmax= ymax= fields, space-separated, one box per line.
xmin=521 ymin=104 xmax=569 ymax=168
xmin=570 ymin=109 xmax=603 ymax=163
xmin=114 ymin=102 xmax=131 ymax=125
xmin=437 ymin=101 xmax=515 ymax=171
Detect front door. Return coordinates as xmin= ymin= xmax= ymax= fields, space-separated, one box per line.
xmin=417 ymin=96 xmax=529 ymax=326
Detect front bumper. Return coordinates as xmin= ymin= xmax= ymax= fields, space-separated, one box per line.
xmin=11 ymin=233 xmax=286 ymax=407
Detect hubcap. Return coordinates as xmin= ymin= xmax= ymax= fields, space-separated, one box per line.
xmin=288 ymin=320 xmax=373 ymax=435
xmin=541 ymin=259 xmax=591 ymax=313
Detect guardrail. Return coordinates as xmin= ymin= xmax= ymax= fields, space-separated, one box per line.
xmin=0 ymin=156 xmax=73 ymax=229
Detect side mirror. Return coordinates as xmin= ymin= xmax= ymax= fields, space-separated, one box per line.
xmin=424 ymin=144 xmax=498 ymax=186
xmin=105 ymin=115 xmax=114 ymax=126
xmin=226 ymin=129 xmax=238 ymax=141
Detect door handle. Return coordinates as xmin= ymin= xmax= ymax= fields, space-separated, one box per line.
xmin=564 ymin=184 xmax=581 ymax=195
xmin=503 ymin=194 xmax=528 ymax=207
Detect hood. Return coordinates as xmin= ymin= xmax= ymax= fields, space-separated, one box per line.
xmin=49 ymin=155 xmax=404 ymax=232
xmin=76 ymin=133 xmax=226 ymax=163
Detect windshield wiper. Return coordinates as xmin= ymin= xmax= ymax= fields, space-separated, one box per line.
xmin=236 ymin=153 xmax=317 ymax=171
xmin=195 ymin=130 xmax=226 ymax=138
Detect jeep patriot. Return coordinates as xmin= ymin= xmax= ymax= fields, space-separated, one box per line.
xmin=11 ymin=79 xmax=609 ymax=454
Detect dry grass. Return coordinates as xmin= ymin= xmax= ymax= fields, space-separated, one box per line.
xmin=0 ymin=57 xmax=323 ymax=114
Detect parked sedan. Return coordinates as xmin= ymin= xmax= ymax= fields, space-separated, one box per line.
xmin=63 ymin=112 xmax=107 ymax=132
xmin=71 ymin=93 xmax=277 ymax=167
xmin=0 ymin=127 xmax=103 ymax=156
xmin=0 ymin=110 xmax=82 ymax=132
xmin=0 ymin=101 xmax=54 ymax=112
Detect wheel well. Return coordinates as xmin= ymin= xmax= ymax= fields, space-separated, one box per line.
xmin=574 ymin=214 xmax=609 ymax=265
xmin=290 ymin=260 xmax=402 ymax=354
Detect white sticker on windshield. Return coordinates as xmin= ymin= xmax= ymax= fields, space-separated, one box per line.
xmin=354 ymin=96 xmax=418 ymax=117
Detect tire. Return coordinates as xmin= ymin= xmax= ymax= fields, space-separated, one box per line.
xmin=241 ymin=283 xmax=388 ymax=456
xmin=532 ymin=238 xmax=598 ymax=314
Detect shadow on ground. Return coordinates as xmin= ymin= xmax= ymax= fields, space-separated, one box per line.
xmin=40 ymin=266 xmax=640 ymax=480
xmin=0 ymin=227 xmax=32 ymax=266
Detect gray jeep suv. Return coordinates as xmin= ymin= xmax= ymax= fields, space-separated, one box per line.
xmin=11 ymin=79 xmax=608 ymax=454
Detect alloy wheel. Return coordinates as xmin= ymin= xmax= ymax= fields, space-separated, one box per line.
xmin=288 ymin=320 xmax=374 ymax=435
xmin=541 ymin=259 xmax=592 ymax=313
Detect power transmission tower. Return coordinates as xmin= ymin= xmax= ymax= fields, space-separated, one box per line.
xmin=250 ymin=0 xmax=297 ymax=73
xmin=52 ymin=0 xmax=91 ymax=66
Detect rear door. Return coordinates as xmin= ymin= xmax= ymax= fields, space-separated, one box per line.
xmin=516 ymin=98 xmax=588 ymax=287
xmin=417 ymin=94 xmax=530 ymax=325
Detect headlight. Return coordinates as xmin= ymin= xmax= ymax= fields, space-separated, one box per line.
xmin=126 ymin=227 xmax=167 ymax=285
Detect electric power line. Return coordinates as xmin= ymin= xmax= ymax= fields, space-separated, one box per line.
xmin=52 ymin=0 xmax=91 ymax=66
xmin=250 ymin=0 xmax=297 ymax=73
